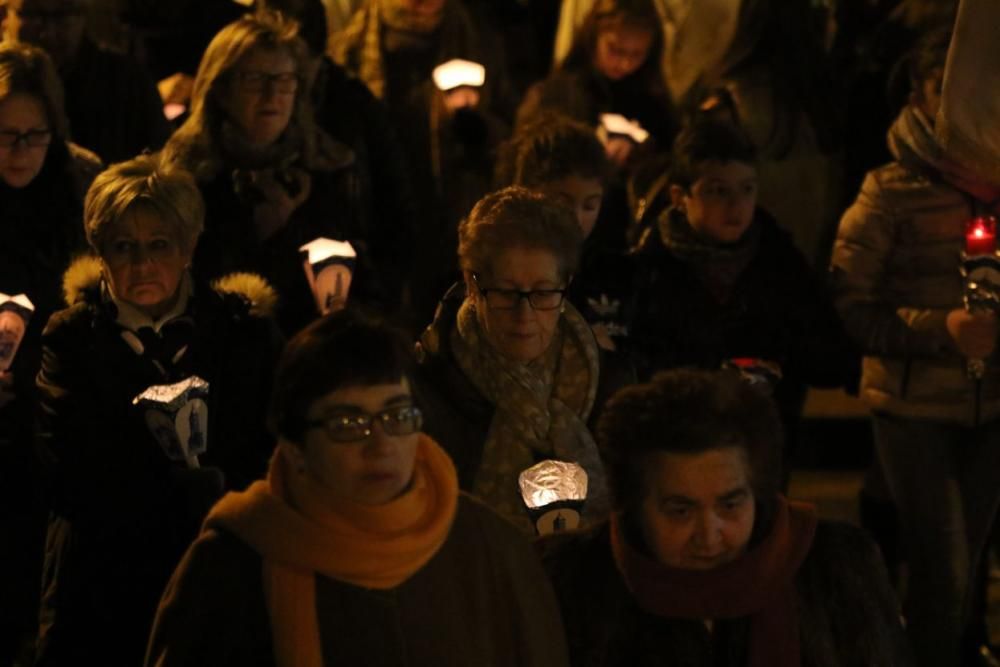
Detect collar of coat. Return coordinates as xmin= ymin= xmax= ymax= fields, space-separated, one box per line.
xmin=61 ymin=254 xmax=278 ymax=319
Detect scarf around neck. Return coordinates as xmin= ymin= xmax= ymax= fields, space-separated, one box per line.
xmin=449 ymin=297 xmax=610 ymax=532
xmin=657 ymin=207 xmax=760 ymax=303
xmin=204 ymin=434 xmax=459 ymax=667
xmin=610 ymin=495 xmax=818 ymax=667
xmin=888 ymin=105 xmax=1000 ymax=204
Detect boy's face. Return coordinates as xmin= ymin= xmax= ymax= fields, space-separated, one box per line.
xmin=674 ymin=160 xmax=757 ymax=244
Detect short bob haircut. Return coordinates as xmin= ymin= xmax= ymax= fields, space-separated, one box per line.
xmin=458 ymin=186 xmax=584 ymax=282
xmin=0 ymin=42 xmax=70 ymax=144
xmin=495 ymin=112 xmax=611 ymax=189
xmin=161 ymin=10 xmax=317 ymax=180
xmin=597 ymin=368 xmax=782 ymax=516
xmin=268 ymin=308 xmax=417 ymax=444
xmin=84 ymin=155 xmax=205 ymax=255
xmin=668 ymin=118 xmax=758 ymax=191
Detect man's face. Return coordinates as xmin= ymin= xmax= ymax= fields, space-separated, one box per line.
xmin=18 ymin=0 xmax=89 ymax=70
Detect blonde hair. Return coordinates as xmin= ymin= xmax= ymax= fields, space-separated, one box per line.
xmin=85 ymin=155 xmax=205 ymax=255
xmin=161 ymin=9 xmax=316 ymax=179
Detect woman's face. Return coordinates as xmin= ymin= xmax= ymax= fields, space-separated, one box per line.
xmin=0 ymin=92 xmax=51 ymax=189
xmin=537 ymin=175 xmax=604 ymax=239
xmin=593 ymin=24 xmax=655 ymax=81
xmin=221 ymin=47 xmax=298 ymax=146
xmin=101 ymin=208 xmax=192 ymax=319
xmin=673 ymin=160 xmax=757 ymax=244
xmin=467 ymin=246 xmax=566 ymax=364
xmin=638 ymin=446 xmax=755 ymax=570
xmin=296 ymin=380 xmax=421 ymax=506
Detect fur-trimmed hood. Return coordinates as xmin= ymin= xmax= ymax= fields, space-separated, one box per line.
xmin=61 ymin=254 xmax=278 ymax=318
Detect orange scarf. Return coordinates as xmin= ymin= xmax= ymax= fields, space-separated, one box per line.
xmin=205 ymin=435 xmax=459 ymax=667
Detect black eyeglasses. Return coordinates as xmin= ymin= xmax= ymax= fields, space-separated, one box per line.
xmin=234 ymin=71 xmax=299 ymax=94
xmin=305 ymin=405 xmax=424 ymax=443
xmin=0 ymin=129 xmax=52 ymax=149
xmin=472 ymin=273 xmax=567 ymax=311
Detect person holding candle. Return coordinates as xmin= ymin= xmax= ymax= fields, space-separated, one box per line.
xmin=830 ymin=29 xmax=1000 ymax=667
xmin=539 ymin=368 xmax=912 ymax=666
xmin=34 ymin=155 xmax=283 ymax=667
xmin=145 ymin=309 xmax=569 ymax=666
xmin=0 ymin=42 xmax=101 ymax=666
xmin=162 ymin=10 xmax=381 ymax=335
xmin=413 ymin=187 xmax=633 ymax=533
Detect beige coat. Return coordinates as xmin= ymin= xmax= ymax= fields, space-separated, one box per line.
xmin=831 ymin=109 xmax=1000 ymax=424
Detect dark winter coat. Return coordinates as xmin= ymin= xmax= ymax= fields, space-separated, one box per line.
xmin=413 ymin=284 xmax=635 ymax=491
xmin=311 ymin=56 xmax=419 ymax=310
xmin=517 ymin=67 xmax=679 ymax=153
xmin=0 ymin=142 xmax=99 ymax=667
xmin=189 ymin=137 xmax=380 ymax=335
xmin=629 ymin=211 xmax=856 ymax=434
xmin=539 ymin=519 xmax=913 ymax=666
xmin=33 ymin=259 xmax=283 ymax=667
xmin=63 ymin=37 xmax=170 ymax=163
xmin=146 ymin=494 xmax=570 ymax=666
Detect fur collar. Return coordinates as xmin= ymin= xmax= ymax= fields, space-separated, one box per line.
xmin=61 ymin=254 xmax=278 ymax=318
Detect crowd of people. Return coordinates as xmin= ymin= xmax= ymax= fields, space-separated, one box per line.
xmin=0 ymin=0 xmax=990 ymax=665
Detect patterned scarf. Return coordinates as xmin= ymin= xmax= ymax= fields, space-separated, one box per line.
xmin=205 ymin=435 xmax=459 ymax=667
xmin=449 ymin=298 xmax=609 ymax=532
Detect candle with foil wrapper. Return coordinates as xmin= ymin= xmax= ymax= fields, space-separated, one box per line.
xmin=722 ymin=358 xmax=782 ymax=395
xmin=0 ymin=293 xmax=34 ymax=372
xmin=300 ymin=238 xmax=356 ymax=316
xmin=432 ymin=59 xmax=486 ymax=92
xmin=133 ymin=376 xmax=209 ymax=468
xmin=518 ymin=460 xmax=588 ymax=535
xmin=598 ymin=113 xmax=650 ymax=145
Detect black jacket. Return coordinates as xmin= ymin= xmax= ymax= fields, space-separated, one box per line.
xmin=539 ymin=519 xmax=913 ymax=666
xmin=413 ymin=284 xmax=634 ymax=490
xmin=34 ymin=260 xmax=283 ymax=667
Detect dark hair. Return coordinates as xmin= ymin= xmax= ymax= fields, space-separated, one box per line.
xmin=561 ymin=0 xmax=666 ymax=98
xmin=268 ymin=308 xmax=416 ymax=443
xmin=597 ymin=369 xmax=782 ymax=513
xmin=907 ymin=26 xmax=950 ymax=96
xmin=458 ymin=186 xmax=584 ymax=281
xmin=668 ymin=119 xmax=758 ymax=190
xmin=495 ymin=112 xmax=612 ymax=188
xmin=0 ymin=42 xmax=69 ymax=143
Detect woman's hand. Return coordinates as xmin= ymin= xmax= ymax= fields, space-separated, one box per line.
xmin=947 ymin=308 xmax=998 ymax=358
xmin=251 ymin=167 xmax=312 ymax=241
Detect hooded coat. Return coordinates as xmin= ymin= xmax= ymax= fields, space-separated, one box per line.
xmin=34 ymin=258 xmax=283 ymax=667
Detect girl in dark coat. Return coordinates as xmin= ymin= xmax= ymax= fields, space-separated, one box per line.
xmin=540 ymin=369 xmax=912 ymax=667
xmin=34 ymin=156 xmax=283 ymax=667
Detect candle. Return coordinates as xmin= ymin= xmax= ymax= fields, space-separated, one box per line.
xmin=965 ymin=217 xmax=997 ymax=256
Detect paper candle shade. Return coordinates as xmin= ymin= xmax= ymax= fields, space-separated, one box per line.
xmin=519 ymin=460 xmax=589 ymax=535
xmin=598 ymin=113 xmax=650 ymax=144
xmin=300 ymin=238 xmax=357 ymax=316
xmin=965 ymin=217 xmax=998 ymax=256
xmin=133 ymin=376 xmax=210 ymax=468
xmin=0 ymin=293 xmax=34 ymax=372
xmin=432 ymin=59 xmax=486 ymax=92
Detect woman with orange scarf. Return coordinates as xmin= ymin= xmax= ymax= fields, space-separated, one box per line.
xmin=539 ymin=369 xmax=912 ymax=666
xmin=145 ymin=310 xmax=568 ymax=666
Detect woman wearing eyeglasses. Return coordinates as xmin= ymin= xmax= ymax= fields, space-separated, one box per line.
xmin=0 ymin=42 xmax=100 ymax=664
xmin=146 ymin=309 xmax=569 ymax=666
xmin=414 ymin=187 xmax=632 ymax=533
xmin=161 ymin=10 xmax=381 ymax=335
